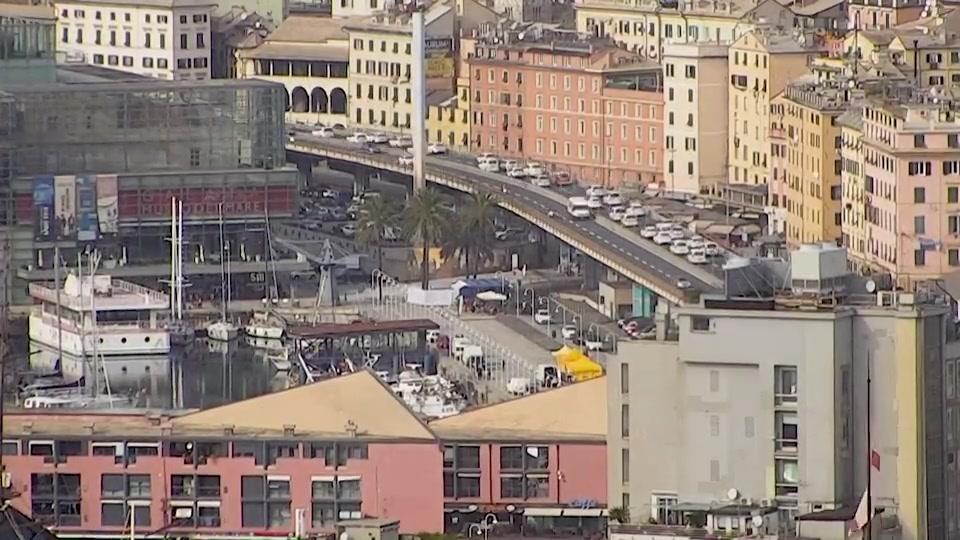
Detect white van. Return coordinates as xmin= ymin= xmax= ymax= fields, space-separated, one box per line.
xmin=567 ymin=197 xmax=592 ymax=219
xmin=478 ymin=157 xmax=500 ymax=173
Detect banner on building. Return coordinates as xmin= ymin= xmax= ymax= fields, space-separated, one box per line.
xmin=76 ymin=175 xmax=98 ymax=241
xmin=425 ymin=37 xmax=454 ymax=79
xmin=54 ymin=175 xmax=76 ymax=239
xmin=95 ymin=174 xmax=119 ymax=234
xmin=32 ymin=175 xmax=54 ymax=241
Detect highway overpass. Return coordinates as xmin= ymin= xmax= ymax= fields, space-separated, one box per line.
xmin=286 ymin=136 xmax=725 ymax=305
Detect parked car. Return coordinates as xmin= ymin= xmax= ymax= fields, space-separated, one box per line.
xmin=561 ymin=325 xmax=578 ymax=340
xmin=346 ymin=132 xmax=369 ymax=144
xmin=340 ymin=223 xmax=359 ymax=237
xmin=669 ymin=240 xmax=690 ymax=255
xmin=524 ymin=162 xmax=545 ymax=176
xmin=532 ymin=174 xmax=552 ymax=188
xmin=554 ymin=171 xmax=574 ymax=187
xmin=704 ymin=242 xmax=721 ymax=256
xmin=609 ymin=207 xmax=625 ymax=222
xmin=427 ymin=143 xmax=448 ymax=155
xmin=389 ymin=136 xmax=413 ymax=148
xmin=534 ymin=309 xmax=553 ymax=325
xmin=603 ymin=192 xmax=624 ymax=206
xmin=507 ymin=166 xmax=527 ymax=178
xmin=398 ymin=154 xmax=414 ymax=166
xmin=586 ymin=186 xmax=607 ymax=198
xmin=640 ymin=225 xmax=658 ymax=238
xmin=687 ymin=249 xmax=708 ymax=264
xmin=368 ymin=133 xmax=389 ymax=144
xmin=621 ymin=215 xmax=640 ymax=227
xmin=653 ymin=233 xmax=672 ymax=245
xmin=311 ymin=127 xmax=335 ymax=138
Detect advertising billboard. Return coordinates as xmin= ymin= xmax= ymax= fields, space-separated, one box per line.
xmin=122 ymin=186 xmax=294 ymax=219
xmin=76 ymin=175 xmax=98 ymax=242
xmin=425 ymin=37 xmax=454 ymax=79
xmin=32 ymin=176 xmax=54 ymax=241
xmin=95 ymin=174 xmax=119 ymax=235
xmin=54 ymin=175 xmax=76 ymax=239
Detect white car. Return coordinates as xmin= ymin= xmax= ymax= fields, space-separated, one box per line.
xmin=312 ymin=127 xmax=335 ymax=138
xmin=670 ymin=240 xmax=690 ymax=256
xmin=586 ymin=186 xmax=607 ymax=199
xmin=586 ymin=197 xmax=603 ymax=210
xmin=653 ymin=233 xmax=673 ymax=245
xmin=346 ymin=133 xmax=368 ymax=144
xmin=340 ymin=223 xmax=359 ymax=237
xmin=624 ymin=205 xmax=646 ymax=218
xmin=524 ymin=162 xmax=545 ymax=176
xmin=388 ymin=136 xmax=412 ymax=148
xmin=534 ymin=309 xmax=552 ymax=325
xmin=688 ymin=239 xmax=705 ymax=251
xmin=621 ymin=215 xmax=640 ymax=227
xmin=705 ymin=242 xmax=720 ymax=256
xmin=398 ymin=154 xmax=414 ymax=166
xmin=427 ymin=143 xmax=448 ymax=155
xmin=561 ymin=325 xmax=578 ymax=340
xmin=676 ymin=279 xmax=692 ymax=290
xmin=603 ymin=192 xmax=624 ymax=206
xmin=368 ymin=133 xmax=389 ymax=144
xmin=640 ymin=225 xmax=658 ymax=238
xmin=507 ymin=166 xmax=527 ymax=178
xmin=669 ymin=227 xmax=686 ymax=240
xmin=609 ymin=207 xmax=625 ymax=222
xmin=532 ymin=175 xmax=552 ymax=188
xmin=476 ymin=152 xmax=496 ymax=164
xmin=502 ymin=159 xmax=519 ymax=170
xmin=478 ymin=159 xmax=500 ymax=173
xmin=687 ymin=249 xmax=708 ymax=264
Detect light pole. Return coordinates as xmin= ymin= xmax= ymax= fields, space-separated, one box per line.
xmin=411 ymin=10 xmax=427 ymax=192
xmin=522 ymin=288 xmax=536 ymax=320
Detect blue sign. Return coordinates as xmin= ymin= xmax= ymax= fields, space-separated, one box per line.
xmin=32 ymin=175 xmax=54 ymax=241
xmin=568 ymin=499 xmax=598 ymax=509
xmin=76 ymin=175 xmax=98 ymax=241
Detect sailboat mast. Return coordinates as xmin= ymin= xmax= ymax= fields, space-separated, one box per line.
xmin=177 ymin=199 xmax=184 ymax=320
xmin=865 ymin=354 xmax=873 ymax=540
xmin=218 ymin=203 xmax=226 ymax=321
xmin=54 ymin=246 xmax=64 ymax=362
xmin=169 ymin=197 xmax=177 ymax=321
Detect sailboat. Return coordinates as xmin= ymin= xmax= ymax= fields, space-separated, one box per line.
xmin=167 ymin=197 xmax=195 ymax=345
xmin=244 ymin=204 xmax=285 ymax=341
xmin=207 ymin=204 xmax=238 ymax=341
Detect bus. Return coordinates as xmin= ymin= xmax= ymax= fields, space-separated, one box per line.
xmin=567 ymin=197 xmax=592 ymax=219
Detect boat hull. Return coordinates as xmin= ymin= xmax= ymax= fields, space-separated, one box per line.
xmin=29 ymin=315 xmax=170 ymax=357
xmin=244 ymin=325 xmax=284 ymax=340
xmin=207 ymin=322 xmax=239 ymax=342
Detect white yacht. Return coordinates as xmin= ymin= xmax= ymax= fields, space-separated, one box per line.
xmin=244 ymin=311 xmax=285 ymax=340
xmin=29 ymin=274 xmax=171 ymax=357
xmin=391 ymin=369 xmax=466 ymax=419
xmin=207 ymin=320 xmax=239 ymax=341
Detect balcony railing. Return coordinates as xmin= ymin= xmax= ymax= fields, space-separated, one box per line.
xmin=29 ymin=280 xmax=169 ymax=311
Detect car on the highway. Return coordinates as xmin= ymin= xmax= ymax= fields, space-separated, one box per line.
xmin=478 ymin=157 xmax=500 ymax=172
xmin=640 ymin=225 xmax=658 ymax=238
xmin=608 ymin=207 xmax=625 ymax=222
xmin=346 ymin=133 xmax=369 ymax=144
xmin=687 ymin=249 xmax=708 ymax=264
xmin=669 ymin=240 xmax=690 ymax=256
xmin=398 ymin=154 xmax=414 ymax=166
xmin=586 ymin=196 xmax=603 ymax=210
xmin=368 ymin=133 xmax=389 ymax=144
xmin=389 ymin=136 xmax=413 ymax=148
xmin=586 ymin=186 xmax=607 ymax=198
xmin=531 ymin=174 xmax=551 ymax=188
xmin=524 ymin=162 xmax=545 ymax=177
xmin=427 ymin=143 xmax=448 ymax=155
xmin=340 ymin=223 xmax=359 ymax=237
xmin=554 ymin=171 xmax=574 ymax=187
xmin=621 ymin=215 xmax=639 ymax=227
xmin=603 ymin=192 xmax=624 ymax=206
xmin=676 ymin=279 xmax=692 ymax=290
xmin=560 ymin=325 xmax=578 ymax=340
xmin=312 ymin=127 xmax=335 ymax=138
xmin=476 ymin=152 xmax=496 ymax=163
xmin=653 ymin=232 xmax=672 ymax=245
xmin=534 ymin=309 xmax=553 ymax=324
xmin=361 ymin=143 xmax=381 ymax=154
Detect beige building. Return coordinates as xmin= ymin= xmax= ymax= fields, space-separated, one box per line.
xmin=236 ymin=15 xmax=351 ymax=125
xmin=425 ymin=79 xmax=471 ymax=150
xmin=662 ymin=41 xmax=729 ymax=195
xmin=728 ymin=30 xmax=820 ymax=187
xmin=55 ymin=0 xmax=214 ymax=80
xmin=607 ymin=252 xmax=953 ymax=540
xmin=838 ymin=106 xmax=867 ymax=269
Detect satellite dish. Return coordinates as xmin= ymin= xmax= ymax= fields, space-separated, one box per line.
xmin=752 ymin=515 xmax=764 ymax=527
xmin=726 ymin=488 xmax=740 ymax=501
xmin=865 ymin=279 xmax=877 ymax=293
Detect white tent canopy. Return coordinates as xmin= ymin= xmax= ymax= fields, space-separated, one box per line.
xmin=476 ymin=290 xmax=507 ymax=302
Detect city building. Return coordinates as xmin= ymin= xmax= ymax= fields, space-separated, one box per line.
xmin=662 ymin=42 xmax=729 ymax=195
xmin=0 ymin=3 xmax=58 ymax=85
xmin=431 ymin=377 xmax=608 ymax=534
xmin=728 ymin=30 xmax=822 ymax=187
xmin=466 ymin=30 xmax=663 ymax=186
xmin=848 ymin=0 xmax=925 ymax=30
xmin=345 ymin=0 xmax=495 ymax=133
xmin=426 ymin=86 xmax=471 ymax=150
xmin=607 ymin=244 xmax=954 ymax=540
xmin=2 ymin=371 xmax=609 ymax=537
xmin=1 ymin=78 xmax=300 ymax=303
xmin=54 ymin=0 xmax=214 ymax=80
xmin=838 ymin=105 xmax=867 ymax=270
xmin=237 ymin=15 xmax=351 ymax=125
xmin=210 ymin=9 xmax=273 ymax=79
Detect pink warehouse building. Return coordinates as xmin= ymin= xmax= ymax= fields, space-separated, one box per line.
xmin=1 ymin=371 xmax=607 ymax=537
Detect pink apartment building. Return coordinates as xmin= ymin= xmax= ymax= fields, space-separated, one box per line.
xmin=466 ymin=35 xmax=664 ymax=187
xmin=859 ymin=95 xmax=960 ymax=287
xmin=1 ymin=371 xmax=607 ymax=538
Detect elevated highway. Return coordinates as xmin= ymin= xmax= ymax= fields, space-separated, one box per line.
xmin=286 ymin=136 xmax=724 ymax=305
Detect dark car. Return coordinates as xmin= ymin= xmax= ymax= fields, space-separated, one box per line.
xmin=361 ymin=143 xmax=381 ymax=154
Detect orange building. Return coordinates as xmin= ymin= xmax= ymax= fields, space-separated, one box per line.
xmin=465 ymin=35 xmax=664 ymax=187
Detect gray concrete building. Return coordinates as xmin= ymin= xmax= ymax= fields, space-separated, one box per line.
xmin=607 ymin=246 xmax=955 ymax=540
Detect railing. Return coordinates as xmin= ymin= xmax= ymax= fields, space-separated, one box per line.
xmin=29 ymin=281 xmax=170 ymax=311
xmin=288 ymin=140 xmax=696 ymax=305
xmin=35 ymin=311 xmax=161 ymax=333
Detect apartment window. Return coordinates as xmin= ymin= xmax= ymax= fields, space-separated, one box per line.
xmin=499 ymin=445 xmax=549 ymax=499
xmin=652 ymin=493 xmax=680 ymax=525
xmin=109 ymin=30 xmax=116 ymax=46
xmin=122 ymin=56 xmax=133 ymax=67
xmin=914 ymin=134 xmax=926 ymax=148
xmin=915 ymin=249 xmax=926 ymax=267
xmin=304 ymin=442 xmax=367 ymax=467
xmin=775 ymin=458 xmax=799 ymax=496
xmin=124 ymin=31 xmax=131 ymax=46
xmin=684 ymin=65 xmax=696 ymax=78
xmin=180 ymin=33 xmax=188 ymax=49
xmin=709 ymin=415 xmax=720 ymax=436
xmin=908 ymin=161 xmax=932 ymax=176
xmin=950 ymin=215 xmax=960 ymax=235
xmin=311 ymin=476 xmax=362 ymax=527
xmin=442 ymin=445 xmax=480 ymax=499
xmin=171 ymin=474 xmax=221 ymax=498
xmin=95 ymin=29 xmax=101 ymax=45
xmin=75 ymin=28 xmax=83 ymax=43
xmin=915 ymin=216 xmax=926 ymax=235
xmin=621 ymin=404 xmax=630 ymax=437
xmin=60 ymin=28 xmax=67 ymax=43
xmin=30 ymin=473 xmax=81 ymax=527
xmin=160 ymin=34 xmax=166 ymax=48
xmin=620 ymin=363 xmax=629 ymax=393
xmin=951 ymin=134 xmax=960 ymax=149
xmin=241 ymin=476 xmax=291 ymax=529
xmin=775 ymin=412 xmax=799 ymax=452
xmin=93 ymin=54 xmax=105 ymax=64
xmin=101 ymin=474 xmax=151 ymax=527
xmin=950 ymin=249 xmax=960 ymax=267
xmin=774 ymin=366 xmax=797 ymax=405
xmin=196 ymin=33 xmax=205 ymax=48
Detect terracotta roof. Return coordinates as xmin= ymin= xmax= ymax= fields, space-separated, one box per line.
xmin=267 ymin=15 xmax=354 ymax=43
xmin=429 ymin=377 xmax=607 ymax=441
xmin=175 ymin=370 xmax=437 ymax=440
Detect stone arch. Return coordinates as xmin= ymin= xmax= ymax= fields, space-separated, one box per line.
xmin=310 ymin=87 xmax=329 ymax=113
xmin=283 ymin=89 xmax=290 ymax=112
xmin=291 ymin=86 xmax=309 ymax=113
xmin=329 ymin=88 xmax=347 ymax=115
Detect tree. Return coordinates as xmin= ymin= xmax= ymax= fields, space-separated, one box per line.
xmin=608 ymin=506 xmax=630 ymax=524
xmin=356 ymin=195 xmax=397 ymax=301
xmin=440 ymin=191 xmax=498 ymax=278
xmin=402 ymin=188 xmax=450 ymax=289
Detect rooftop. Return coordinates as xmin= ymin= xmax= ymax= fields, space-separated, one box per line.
xmin=228 ymin=13 xmax=353 ymax=60
xmin=575 ymin=0 xmax=763 ymax=19
xmin=429 ymin=377 xmax=607 ymax=441
xmin=0 ymin=2 xmax=56 ymax=20
xmin=0 ymin=77 xmax=283 ymax=94
xmin=55 ymin=0 xmax=215 ymax=8
xmin=56 ymin=62 xmax=153 ymax=83
xmin=287 ymin=318 xmax=439 ymax=339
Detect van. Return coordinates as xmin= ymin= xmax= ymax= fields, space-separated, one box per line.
xmin=478 ymin=158 xmax=500 ymax=172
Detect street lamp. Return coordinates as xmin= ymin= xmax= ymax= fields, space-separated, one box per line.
xmin=522 ymin=287 xmax=536 ymax=319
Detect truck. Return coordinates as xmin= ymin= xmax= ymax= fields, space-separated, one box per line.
xmin=566 ymin=197 xmax=592 ymax=219
xmin=506 ymin=364 xmax=562 ymax=396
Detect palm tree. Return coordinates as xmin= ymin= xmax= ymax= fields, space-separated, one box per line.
xmin=608 ymin=506 xmax=630 ymax=524
xmin=402 ymin=188 xmax=450 ymax=289
xmin=356 ymin=195 xmax=397 ymax=301
xmin=461 ymin=192 xmax=498 ymax=278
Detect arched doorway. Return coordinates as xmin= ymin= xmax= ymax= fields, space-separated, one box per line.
xmin=311 ymin=88 xmax=329 ymax=113
xmin=329 ymin=88 xmax=347 ymax=114
xmin=291 ymin=86 xmax=309 ymax=113
xmin=283 ymin=90 xmax=290 ymax=112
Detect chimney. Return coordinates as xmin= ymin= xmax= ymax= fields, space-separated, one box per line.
xmin=83 ymin=423 xmax=96 ymax=435
xmin=21 ymin=421 xmax=34 ymax=435
xmin=223 ymin=425 xmax=235 ymax=436
xmin=283 ymin=424 xmax=296 ymax=437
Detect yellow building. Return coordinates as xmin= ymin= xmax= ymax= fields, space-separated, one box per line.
xmin=728 ymin=30 xmax=819 ymax=187
xmin=236 ymin=15 xmax=352 ymax=125
xmin=345 ymin=0 xmax=495 ymax=132
xmin=838 ymin=105 xmax=867 ymax=269
xmin=773 ymin=79 xmax=845 ymax=246
xmin=425 ymin=78 xmax=470 ymax=150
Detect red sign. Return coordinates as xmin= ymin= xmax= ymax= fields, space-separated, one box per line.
xmin=119 ymin=186 xmax=295 ymax=219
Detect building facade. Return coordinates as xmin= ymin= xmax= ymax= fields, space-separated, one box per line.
xmin=839 ymin=107 xmax=867 ymax=270
xmin=2 ymin=371 xmax=609 ymax=538
xmin=728 ymin=31 xmax=822 ymax=188
xmin=54 ymin=0 xmax=214 ymax=80
xmin=467 ymin=34 xmax=664 ymax=187
xmin=662 ymin=42 xmax=729 ymax=195
xmin=607 ymin=259 xmax=951 ymax=540
xmin=237 ymin=15 xmax=351 ymax=125
xmin=0 ymin=4 xmax=58 ymax=85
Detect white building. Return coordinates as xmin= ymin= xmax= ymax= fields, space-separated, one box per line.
xmin=55 ymin=0 xmax=214 ymax=80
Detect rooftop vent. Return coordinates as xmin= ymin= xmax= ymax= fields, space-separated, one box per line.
xmin=790 ymin=243 xmax=849 ymax=296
